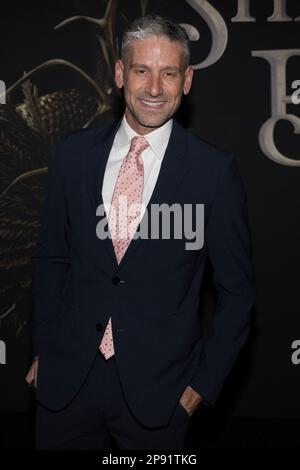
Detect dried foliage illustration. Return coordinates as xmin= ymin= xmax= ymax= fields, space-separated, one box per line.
xmin=0 ymin=0 xmax=127 ymax=335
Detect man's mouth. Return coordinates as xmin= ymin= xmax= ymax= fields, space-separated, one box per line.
xmin=139 ymin=99 xmax=166 ymax=109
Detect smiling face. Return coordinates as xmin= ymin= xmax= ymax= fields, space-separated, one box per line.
xmin=115 ymin=35 xmax=193 ymax=135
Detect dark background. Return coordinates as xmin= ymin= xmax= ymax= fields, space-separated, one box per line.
xmin=0 ymin=0 xmax=299 ymax=450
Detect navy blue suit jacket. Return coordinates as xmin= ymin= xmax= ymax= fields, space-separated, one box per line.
xmin=31 ymin=118 xmax=256 ymax=427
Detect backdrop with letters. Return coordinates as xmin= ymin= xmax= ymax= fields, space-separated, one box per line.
xmin=0 ymin=0 xmax=299 ymax=420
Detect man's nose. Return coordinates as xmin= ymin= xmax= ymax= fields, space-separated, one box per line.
xmin=146 ymin=74 xmax=163 ymax=96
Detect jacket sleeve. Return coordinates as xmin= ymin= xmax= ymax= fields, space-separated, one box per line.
xmin=31 ymin=135 xmax=71 ymax=358
xmin=189 ymin=153 xmax=256 ymax=406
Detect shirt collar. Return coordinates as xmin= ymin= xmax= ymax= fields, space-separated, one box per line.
xmin=115 ymin=114 xmax=173 ymax=160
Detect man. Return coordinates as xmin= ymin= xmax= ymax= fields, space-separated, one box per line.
xmin=26 ymin=14 xmax=256 ymax=449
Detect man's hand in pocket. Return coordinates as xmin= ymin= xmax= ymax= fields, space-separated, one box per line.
xmin=25 ymin=357 xmax=39 ymax=389
xmin=179 ymin=385 xmax=203 ymax=416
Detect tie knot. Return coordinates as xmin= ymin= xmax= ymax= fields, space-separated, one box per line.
xmin=129 ymin=136 xmax=149 ymax=156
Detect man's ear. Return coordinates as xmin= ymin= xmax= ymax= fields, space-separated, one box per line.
xmin=183 ymin=66 xmax=193 ymax=95
xmin=115 ymin=59 xmax=124 ymax=89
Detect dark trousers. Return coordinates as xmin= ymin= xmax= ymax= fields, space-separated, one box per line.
xmin=35 ymin=351 xmax=191 ymax=450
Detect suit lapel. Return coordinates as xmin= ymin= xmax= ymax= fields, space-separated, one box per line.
xmin=85 ymin=118 xmax=189 ymax=272
xmin=85 ymin=119 xmax=122 ymax=269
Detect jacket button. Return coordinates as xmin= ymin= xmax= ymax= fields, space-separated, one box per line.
xmin=96 ymin=323 xmax=103 ymax=332
xmin=112 ymin=276 xmax=121 ymax=285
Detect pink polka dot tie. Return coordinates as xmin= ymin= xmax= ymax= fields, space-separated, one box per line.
xmin=99 ymin=136 xmax=150 ymax=359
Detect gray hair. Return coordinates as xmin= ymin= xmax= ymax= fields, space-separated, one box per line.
xmin=121 ymin=14 xmax=190 ymax=68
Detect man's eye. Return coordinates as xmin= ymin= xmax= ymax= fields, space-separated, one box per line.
xmin=165 ymin=72 xmax=176 ymax=78
xmin=136 ymin=69 xmax=146 ymax=74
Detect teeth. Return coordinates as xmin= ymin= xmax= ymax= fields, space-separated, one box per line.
xmin=140 ymin=100 xmax=164 ymax=107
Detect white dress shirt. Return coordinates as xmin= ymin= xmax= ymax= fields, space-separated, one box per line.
xmin=102 ymin=115 xmax=173 ymax=223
